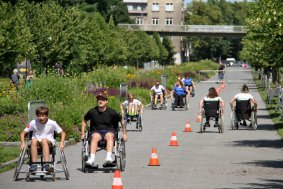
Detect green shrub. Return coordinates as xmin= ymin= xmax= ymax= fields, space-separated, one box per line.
xmin=0 ymin=114 xmax=26 ymax=141
xmin=0 ymin=97 xmax=25 ymax=115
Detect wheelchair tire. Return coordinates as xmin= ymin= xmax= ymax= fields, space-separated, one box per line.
xmin=251 ymin=112 xmax=257 ymax=130
xmin=117 ymin=140 xmax=126 ymax=171
xmin=200 ymin=115 xmax=205 ymax=133
xmin=219 ymin=116 xmax=224 ymax=133
xmin=81 ymin=141 xmax=88 ymax=173
xmin=60 ymin=150 xmax=70 ymax=180
xmin=231 ymin=112 xmax=238 ymax=130
xmin=14 ymin=144 xmax=27 ymax=181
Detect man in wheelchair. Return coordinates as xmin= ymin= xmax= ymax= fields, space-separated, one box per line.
xmin=120 ymin=93 xmax=144 ymax=123
xmin=20 ymin=106 xmax=66 ymax=173
xmin=171 ymin=79 xmax=187 ymax=108
xmin=150 ymin=80 xmax=167 ymax=108
xmin=81 ymin=92 xmax=128 ymax=167
xmin=199 ymin=87 xmax=224 ymax=128
xmin=230 ymin=84 xmax=257 ymax=127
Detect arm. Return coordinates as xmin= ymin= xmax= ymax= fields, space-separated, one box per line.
xmin=120 ymin=103 xmax=125 ymax=116
xmin=230 ymin=97 xmax=236 ymax=110
xmin=140 ymin=103 xmax=144 ymax=114
xmin=220 ymin=99 xmax=225 ymax=113
xmin=20 ymin=130 xmax=27 ymax=150
xmin=251 ymin=98 xmax=258 ymax=111
xmin=59 ymin=130 xmax=66 ymax=151
xmin=81 ymin=119 xmax=87 ymax=141
xmin=199 ymin=99 xmax=203 ymax=114
xmin=120 ymin=118 xmax=128 ymax=142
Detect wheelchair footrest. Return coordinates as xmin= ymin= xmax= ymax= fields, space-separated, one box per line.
xmin=85 ymin=164 xmax=98 ymax=169
xmin=102 ymin=161 xmax=116 ymax=168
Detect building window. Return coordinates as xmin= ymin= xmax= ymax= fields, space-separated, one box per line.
xmin=135 ymin=17 xmax=144 ymax=25
xmin=165 ymin=3 xmax=174 ymax=12
xmin=127 ymin=5 xmax=133 ymax=11
xmin=152 ymin=3 xmax=159 ymax=11
xmin=165 ymin=18 xmax=173 ymax=25
xmin=152 ymin=18 xmax=159 ymax=25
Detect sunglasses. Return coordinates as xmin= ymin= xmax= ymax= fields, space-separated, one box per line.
xmin=97 ymin=98 xmax=107 ymax=101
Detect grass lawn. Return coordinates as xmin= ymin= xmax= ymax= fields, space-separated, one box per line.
xmin=0 ymin=145 xmax=20 ymax=173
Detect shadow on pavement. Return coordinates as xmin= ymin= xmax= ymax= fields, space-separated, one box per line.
xmin=242 ymin=159 xmax=283 ymax=169
xmin=231 ymin=139 xmax=283 ymax=149
xmin=217 ymin=179 xmax=283 ymax=189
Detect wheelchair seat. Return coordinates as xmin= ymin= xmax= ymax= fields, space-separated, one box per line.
xmin=200 ymin=100 xmax=224 ymax=133
xmin=203 ymin=100 xmax=220 ymax=117
xmin=235 ymin=100 xmax=252 ymax=120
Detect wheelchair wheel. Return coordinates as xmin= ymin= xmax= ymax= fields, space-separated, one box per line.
xmin=81 ymin=141 xmax=88 ymax=173
xmin=219 ymin=116 xmax=224 ymax=133
xmin=116 ymin=139 xmax=126 ymax=171
xmin=230 ymin=112 xmax=238 ymax=130
xmin=200 ymin=115 xmax=205 ymax=133
xmin=60 ymin=150 xmax=70 ymax=180
xmin=14 ymin=144 xmax=28 ymax=181
xmin=137 ymin=116 xmax=142 ymax=131
xmin=251 ymin=111 xmax=257 ymax=130
xmin=171 ymin=102 xmax=175 ymax=111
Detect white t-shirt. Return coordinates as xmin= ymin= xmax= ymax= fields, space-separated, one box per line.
xmin=24 ymin=119 xmax=62 ymax=144
xmin=234 ymin=93 xmax=254 ymax=101
xmin=203 ymin=96 xmax=223 ymax=102
xmin=151 ymin=85 xmax=165 ymax=95
xmin=122 ymin=99 xmax=142 ymax=107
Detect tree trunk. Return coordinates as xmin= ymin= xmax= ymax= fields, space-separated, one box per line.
xmin=272 ymin=68 xmax=278 ymax=84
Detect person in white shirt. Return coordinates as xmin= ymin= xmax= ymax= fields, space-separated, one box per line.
xmin=230 ymin=84 xmax=257 ymax=126
xmin=150 ymin=80 xmax=167 ymax=108
xmin=20 ymin=106 xmax=66 ymax=173
xmin=120 ymin=93 xmax=144 ymax=119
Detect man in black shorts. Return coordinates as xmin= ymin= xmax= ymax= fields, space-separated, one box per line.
xmin=81 ymin=92 xmax=128 ymax=166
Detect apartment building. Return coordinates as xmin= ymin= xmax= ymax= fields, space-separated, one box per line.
xmin=123 ymin=0 xmax=186 ymax=64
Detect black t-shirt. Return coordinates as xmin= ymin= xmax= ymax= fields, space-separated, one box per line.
xmin=83 ymin=107 xmax=121 ymax=132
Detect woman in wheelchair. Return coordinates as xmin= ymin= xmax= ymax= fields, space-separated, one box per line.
xmin=150 ymin=80 xmax=167 ymax=108
xmin=172 ymin=79 xmax=187 ymax=108
xmin=230 ymin=84 xmax=257 ymax=126
xmin=182 ymin=73 xmax=195 ymax=96
xmin=199 ymin=87 xmax=224 ymax=128
xmin=81 ymin=93 xmax=128 ymax=167
xmin=20 ymin=106 xmax=66 ymax=173
xmin=120 ymin=93 xmax=144 ymax=122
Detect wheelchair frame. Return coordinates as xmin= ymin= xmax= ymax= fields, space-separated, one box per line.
xmin=14 ymin=134 xmax=70 ymax=181
xmin=231 ymin=100 xmax=257 ymax=130
xmin=122 ymin=104 xmax=142 ymax=131
xmin=81 ymin=130 xmax=126 ymax=172
xmin=199 ymin=100 xmax=224 ymax=133
xmin=13 ymin=100 xmax=69 ymax=181
xmin=151 ymin=90 xmax=167 ymax=110
xmin=171 ymin=93 xmax=188 ymax=111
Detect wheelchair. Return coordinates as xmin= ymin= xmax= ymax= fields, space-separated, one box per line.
xmin=200 ymin=100 xmax=224 ymax=133
xmin=171 ymin=93 xmax=188 ymax=111
xmin=13 ymin=132 xmax=70 ymax=181
xmin=124 ymin=107 xmax=142 ymax=131
xmin=151 ymin=90 xmax=167 ymax=110
xmin=81 ymin=128 xmax=126 ymax=172
xmin=231 ymin=100 xmax=257 ymax=130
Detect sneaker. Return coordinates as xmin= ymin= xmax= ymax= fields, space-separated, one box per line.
xmin=44 ymin=164 xmax=54 ymax=173
xmin=214 ymin=122 xmax=220 ymax=127
xmin=204 ymin=122 xmax=210 ymax=127
xmin=241 ymin=121 xmax=247 ymax=126
xmin=29 ymin=164 xmax=37 ymax=172
xmin=86 ymin=158 xmax=95 ymax=166
xmin=105 ymin=157 xmax=113 ymax=164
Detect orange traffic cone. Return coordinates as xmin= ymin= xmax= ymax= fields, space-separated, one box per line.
xmin=169 ymin=132 xmax=179 ymax=146
xmin=183 ymin=120 xmax=192 ymax=132
xmin=148 ymin=148 xmax=160 ymax=166
xmin=221 ymin=81 xmax=225 ymax=89
xmin=112 ymin=170 xmax=123 ymax=189
xmin=196 ymin=114 xmax=201 ymax=122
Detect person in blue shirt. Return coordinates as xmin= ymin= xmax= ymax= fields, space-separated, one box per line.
xmin=182 ymin=73 xmax=195 ymax=96
xmin=171 ymin=79 xmax=187 ymax=107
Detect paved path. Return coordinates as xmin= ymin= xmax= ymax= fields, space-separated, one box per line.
xmin=1 ymin=67 xmax=283 ymax=189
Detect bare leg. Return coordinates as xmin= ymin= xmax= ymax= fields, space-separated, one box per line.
xmin=41 ymin=139 xmax=51 ymax=162
xmin=90 ymin=133 xmax=102 ymax=154
xmin=30 ymin=139 xmax=38 ymax=163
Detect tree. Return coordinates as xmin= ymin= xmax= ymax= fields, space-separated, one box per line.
xmin=162 ymin=36 xmax=175 ymax=65
xmin=241 ymin=0 xmax=283 ymax=83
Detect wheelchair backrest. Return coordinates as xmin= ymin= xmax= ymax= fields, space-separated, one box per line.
xmin=235 ymin=100 xmax=251 ymax=114
xmin=203 ymin=100 xmax=220 ymax=117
